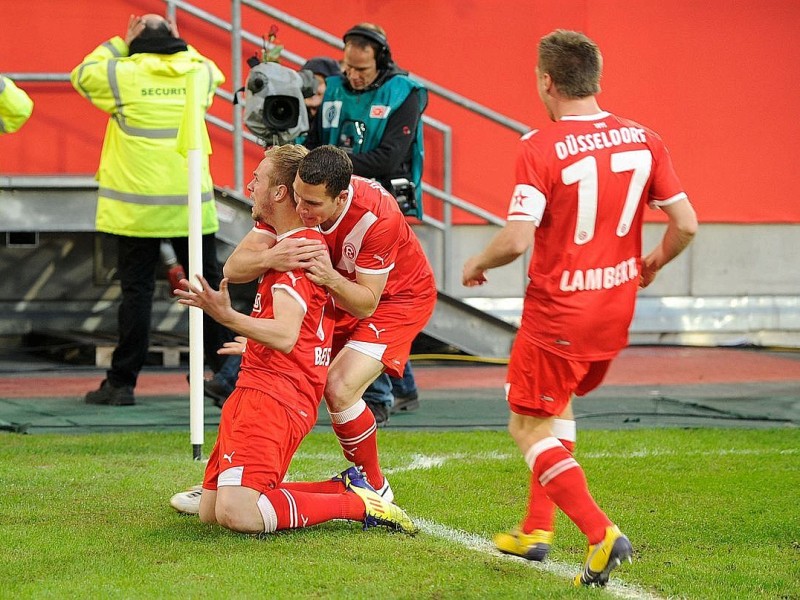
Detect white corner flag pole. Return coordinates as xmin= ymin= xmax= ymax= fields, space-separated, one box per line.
xmin=178 ymin=68 xmax=209 ymax=461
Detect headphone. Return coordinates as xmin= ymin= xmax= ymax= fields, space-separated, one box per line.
xmin=343 ymin=25 xmax=392 ymax=70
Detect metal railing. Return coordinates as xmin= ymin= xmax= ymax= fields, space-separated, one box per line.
xmin=11 ymin=0 xmax=526 ymax=292
xmin=167 ymin=0 xmax=520 ymax=293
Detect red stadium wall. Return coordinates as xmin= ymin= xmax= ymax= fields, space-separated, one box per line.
xmin=1 ymin=0 xmax=798 ymax=224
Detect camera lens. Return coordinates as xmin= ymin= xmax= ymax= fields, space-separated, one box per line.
xmin=263 ymin=96 xmax=299 ymax=130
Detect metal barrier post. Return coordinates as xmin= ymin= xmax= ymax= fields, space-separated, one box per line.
xmin=231 ymin=0 xmax=244 ymax=192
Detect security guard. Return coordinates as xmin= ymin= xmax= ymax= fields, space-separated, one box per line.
xmin=0 ymin=75 xmax=33 ymax=134
xmin=72 ymin=14 xmax=230 ymax=406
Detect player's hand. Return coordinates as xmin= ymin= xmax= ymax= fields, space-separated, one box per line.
xmin=462 ymin=257 xmax=488 ymax=287
xmin=269 ymin=237 xmax=327 ymax=272
xmin=639 ymin=254 xmax=660 ymax=288
xmin=124 ymin=15 xmax=145 ymax=46
xmin=218 ymin=335 xmax=246 ymax=356
xmin=305 ymin=251 xmax=339 ymax=287
xmin=175 ymin=275 xmax=235 ymax=325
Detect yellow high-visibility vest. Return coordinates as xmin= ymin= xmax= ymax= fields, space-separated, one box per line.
xmin=0 ymin=76 xmax=34 ymax=134
xmin=71 ymin=36 xmax=225 ymax=238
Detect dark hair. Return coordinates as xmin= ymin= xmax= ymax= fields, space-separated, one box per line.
xmin=538 ymin=30 xmax=602 ymax=98
xmin=298 ymin=146 xmax=353 ymax=198
xmin=301 ymin=57 xmax=341 ymax=79
xmin=343 ymin=23 xmax=392 ymax=70
xmin=137 ymin=19 xmax=173 ymax=40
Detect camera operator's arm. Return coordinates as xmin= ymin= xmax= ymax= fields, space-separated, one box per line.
xmin=348 ymin=88 xmax=421 ymax=181
xmin=304 ymin=109 xmax=323 ymax=149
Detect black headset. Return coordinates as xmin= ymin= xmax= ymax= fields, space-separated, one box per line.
xmin=343 ymin=25 xmax=392 ymax=70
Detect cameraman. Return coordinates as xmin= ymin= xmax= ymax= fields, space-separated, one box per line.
xmin=305 ymin=23 xmax=427 ymax=424
xmin=305 ymin=23 xmax=426 ymax=220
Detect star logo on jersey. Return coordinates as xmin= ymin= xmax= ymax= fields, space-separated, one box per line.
xmin=511 ymin=190 xmax=527 ymax=211
xmin=287 ymin=271 xmax=302 ymax=287
xmin=509 ymin=184 xmax=545 ymax=221
xmin=223 ymin=451 xmax=235 ymax=463
xmin=368 ymin=323 xmax=386 ymax=339
xmin=343 ymin=242 xmax=357 ymax=261
xmin=511 ymin=190 xmax=530 ymax=212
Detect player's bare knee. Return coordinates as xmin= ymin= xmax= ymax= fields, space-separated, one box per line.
xmin=323 ymin=378 xmax=353 ymax=410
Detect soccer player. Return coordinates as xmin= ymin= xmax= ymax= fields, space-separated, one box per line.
xmin=175 ymin=145 xmax=416 ymax=535
xmin=462 ymin=30 xmax=697 ymax=587
xmin=221 ymin=145 xmax=437 ymax=504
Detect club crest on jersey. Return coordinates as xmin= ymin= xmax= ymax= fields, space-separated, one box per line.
xmin=321 ymin=100 xmax=342 ymax=128
xmin=369 ymin=105 xmax=391 ymax=119
xmin=343 ymin=242 xmax=357 ymax=261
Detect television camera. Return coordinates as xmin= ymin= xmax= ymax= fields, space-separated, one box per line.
xmin=242 ymin=57 xmax=317 ymax=146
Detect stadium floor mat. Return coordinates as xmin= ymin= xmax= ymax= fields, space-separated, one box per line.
xmin=1 ymin=346 xmax=798 ymax=434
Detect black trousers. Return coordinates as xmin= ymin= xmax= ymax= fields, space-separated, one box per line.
xmin=106 ymin=233 xmax=231 ymax=388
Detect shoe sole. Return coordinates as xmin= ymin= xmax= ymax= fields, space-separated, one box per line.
xmin=349 ymin=484 xmax=417 ymax=535
xmin=496 ymin=546 xmax=550 ymax=562
xmin=577 ymin=535 xmax=633 ymax=587
xmin=85 ymin=397 xmax=135 ymax=406
xmin=170 ymin=494 xmax=201 ymax=515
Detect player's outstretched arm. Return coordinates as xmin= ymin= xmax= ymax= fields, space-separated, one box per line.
xmin=175 ymin=275 xmax=304 ymax=354
xmin=463 ymin=221 xmax=534 ymax=287
xmin=640 ymin=198 xmax=698 ymax=288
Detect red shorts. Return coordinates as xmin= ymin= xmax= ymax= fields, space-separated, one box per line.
xmin=203 ymin=386 xmax=311 ymax=494
xmin=505 ymin=335 xmax=611 ymax=418
xmin=331 ymin=290 xmax=436 ymax=378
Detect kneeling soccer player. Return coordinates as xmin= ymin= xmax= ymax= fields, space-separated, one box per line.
xmin=174 ymin=145 xmax=416 ymax=536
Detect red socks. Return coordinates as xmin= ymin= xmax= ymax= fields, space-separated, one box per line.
xmin=522 ymin=438 xmax=575 ymax=533
xmin=526 ymin=437 xmax=611 ymax=544
xmin=259 ymin=488 xmax=364 ymax=532
xmin=329 ymin=399 xmax=385 ymax=489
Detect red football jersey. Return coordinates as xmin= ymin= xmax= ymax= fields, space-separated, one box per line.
xmin=235 ymin=227 xmax=335 ymax=420
xmin=509 ymin=112 xmax=687 ymax=360
xmin=320 ymin=176 xmax=435 ymax=300
xmin=254 ymin=177 xmax=435 ymax=301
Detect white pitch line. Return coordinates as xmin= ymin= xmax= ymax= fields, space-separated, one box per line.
xmin=415 ymin=518 xmax=663 ymax=600
xmin=383 ymin=451 xmax=513 ymax=475
xmin=581 ymin=447 xmax=798 ymax=460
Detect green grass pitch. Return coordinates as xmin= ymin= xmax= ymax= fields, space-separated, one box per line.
xmin=1 ymin=428 xmax=798 ymax=599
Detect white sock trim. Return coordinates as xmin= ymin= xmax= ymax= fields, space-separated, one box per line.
xmin=539 ymin=457 xmax=580 ymax=486
xmin=279 ymin=489 xmax=299 ymax=528
xmin=329 ymin=398 xmax=367 ymax=424
xmin=257 ymin=494 xmax=278 ymax=533
xmin=552 ymin=418 xmax=576 ymax=443
xmin=524 ymin=437 xmax=564 ymax=470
